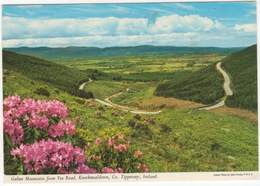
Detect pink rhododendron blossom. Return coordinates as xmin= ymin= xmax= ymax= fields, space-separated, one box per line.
xmin=4 ymin=118 xmax=24 ymax=144
xmin=137 ymin=164 xmax=149 ymax=173
xmin=108 ymin=137 xmax=116 ymax=146
xmin=95 ymin=138 xmax=103 ymax=145
xmin=118 ymin=135 xmax=124 ymax=140
xmin=134 ymin=151 xmax=143 ymax=157
xmin=11 ymin=139 xmax=95 ymax=174
xmin=74 ymin=164 xmax=97 ymax=174
xmin=3 ymin=95 xmax=21 ymax=108
xmin=114 ymin=144 xmax=128 ymax=152
xmin=27 ymin=114 xmax=49 ymax=130
xmin=102 ymin=167 xmax=124 ymax=173
xmin=42 ymin=99 xmax=69 ymax=118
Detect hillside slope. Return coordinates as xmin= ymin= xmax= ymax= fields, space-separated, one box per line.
xmin=222 ymin=44 xmax=257 ymax=111
xmin=155 ymin=44 xmax=257 ymax=111
xmin=155 ymin=62 xmax=225 ymax=104
xmin=2 ymin=50 xmax=95 ymax=98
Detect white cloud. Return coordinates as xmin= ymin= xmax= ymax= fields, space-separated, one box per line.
xmin=150 ymin=14 xmax=224 ymax=34
xmin=2 ymin=14 xmax=256 ymax=48
xmin=234 ymin=24 xmax=257 ymax=32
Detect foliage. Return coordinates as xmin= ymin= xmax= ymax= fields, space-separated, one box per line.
xmin=2 ymin=51 xmax=98 ymax=98
xmin=221 ymin=44 xmax=257 ymax=111
xmin=33 ymin=86 xmax=50 ymax=97
xmin=155 ymin=64 xmax=224 ymax=104
xmin=86 ymin=134 xmax=148 ymax=173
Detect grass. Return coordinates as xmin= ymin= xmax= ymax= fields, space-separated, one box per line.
xmin=3 ymin=68 xmax=258 ymax=173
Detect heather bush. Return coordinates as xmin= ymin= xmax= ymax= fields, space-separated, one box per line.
xmin=86 ymin=134 xmax=149 ymax=173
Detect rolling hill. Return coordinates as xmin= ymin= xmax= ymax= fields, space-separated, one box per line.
xmin=4 ymin=45 xmax=243 ymax=60
xmin=155 ymin=44 xmax=257 ymax=111
xmin=2 ymin=50 xmax=100 ymax=98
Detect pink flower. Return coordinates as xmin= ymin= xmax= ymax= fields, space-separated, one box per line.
xmin=74 ymin=164 xmax=97 ymax=174
xmin=3 ymin=95 xmax=21 ymax=108
xmin=137 ymin=164 xmax=149 ymax=173
xmin=114 ymin=144 xmax=127 ymax=152
xmin=118 ymin=135 xmax=124 ymax=140
xmin=134 ymin=151 xmax=143 ymax=158
xmin=27 ymin=114 xmax=49 ymax=130
xmin=102 ymin=167 xmax=115 ymax=173
xmin=92 ymin=155 xmax=101 ymax=160
xmin=108 ymin=137 xmax=116 ymax=146
xmin=75 ymin=117 xmax=80 ymax=122
xmin=95 ymin=138 xmax=103 ymax=145
xmin=48 ymin=120 xmax=75 ymax=138
xmin=102 ymin=167 xmax=124 ymax=173
xmin=11 ymin=139 xmax=92 ymax=174
xmin=4 ymin=118 xmax=24 ymax=144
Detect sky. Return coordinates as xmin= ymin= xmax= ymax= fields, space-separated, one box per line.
xmin=1 ymin=1 xmax=257 ymax=48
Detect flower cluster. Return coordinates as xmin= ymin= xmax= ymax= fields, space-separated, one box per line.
xmin=3 ymin=95 xmax=75 ymax=144
xmin=11 ymin=139 xmax=96 ymax=174
xmin=102 ymin=167 xmax=123 ymax=173
xmin=48 ymin=120 xmax=75 ymax=138
xmin=137 ymin=163 xmax=149 ymax=173
xmin=107 ymin=135 xmax=130 ymax=152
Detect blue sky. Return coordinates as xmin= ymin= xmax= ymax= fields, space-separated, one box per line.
xmin=2 ymin=2 xmax=257 ymax=48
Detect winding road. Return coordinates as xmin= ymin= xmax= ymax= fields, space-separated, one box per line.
xmin=79 ymin=61 xmax=233 ymax=113
xmin=195 ymin=62 xmax=233 ymax=110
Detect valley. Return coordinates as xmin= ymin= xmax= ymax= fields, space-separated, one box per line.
xmin=2 ymin=45 xmax=258 ymax=174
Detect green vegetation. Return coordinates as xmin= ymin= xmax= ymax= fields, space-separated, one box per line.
xmin=2 ymin=45 xmax=258 ymax=173
xmin=3 ymin=69 xmax=258 ymax=172
xmin=155 ymin=64 xmax=225 ymax=104
xmin=222 ymin=44 xmax=257 ymax=111
xmin=5 ymin=45 xmax=243 ymax=59
xmin=2 ymin=51 xmax=102 ymax=98
xmin=155 ymin=44 xmax=257 ymax=112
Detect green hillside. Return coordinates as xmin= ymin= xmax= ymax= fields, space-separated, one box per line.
xmin=3 ymin=68 xmax=258 ymax=173
xmin=2 ymin=50 xmax=104 ymax=98
xmin=155 ymin=45 xmax=257 ymax=111
xmin=4 ymin=45 xmax=243 ymax=60
xmin=155 ymin=63 xmax=225 ymax=104
xmin=221 ymin=44 xmax=257 ymax=111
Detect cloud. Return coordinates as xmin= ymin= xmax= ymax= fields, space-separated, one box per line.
xmin=2 ymin=14 xmax=256 ymax=48
xmin=150 ymin=14 xmax=224 ymax=34
xmin=234 ymin=24 xmax=257 ymax=32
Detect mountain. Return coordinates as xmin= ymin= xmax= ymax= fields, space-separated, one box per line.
xmin=2 ymin=50 xmax=98 ymax=98
xmin=4 ymin=45 xmax=243 ymax=59
xmin=155 ymin=44 xmax=257 ymax=111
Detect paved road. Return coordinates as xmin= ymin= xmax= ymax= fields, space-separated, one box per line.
xmin=196 ymin=62 xmax=232 ymax=110
xmin=79 ymin=78 xmax=93 ymax=90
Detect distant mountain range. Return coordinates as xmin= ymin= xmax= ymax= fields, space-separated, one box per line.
xmin=4 ymin=45 xmax=244 ymax=59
